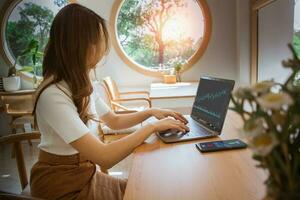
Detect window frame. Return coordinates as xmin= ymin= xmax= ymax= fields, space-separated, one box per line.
xmin=0 ymin=0 xmax=76 ymax=81
xmin=110 ymin=0 xmax=212 ymax=77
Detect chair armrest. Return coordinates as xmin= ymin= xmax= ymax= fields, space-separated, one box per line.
xmin=112 ymin=97 xmax=152 ymax=108
xmin=0 ymin=192 xmax=44 ymax=200
xmin=115 ymin=110 xmax=137 ymax=114
xmin=119 ymin=91 xmax=150 ymax=96
xmin=0 ymin=132 xmax=40 ymax=145
xmin=111 ymin=102 xmax=137 ymax=111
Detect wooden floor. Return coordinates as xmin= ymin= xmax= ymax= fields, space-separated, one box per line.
xmin=0 ymin=140 xmax=133 ymax=194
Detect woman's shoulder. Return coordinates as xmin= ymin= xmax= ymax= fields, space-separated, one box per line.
xmin=41 ymin=83 xmax=69 ymax=96
xmin=38 ymin=82 xmax=72 ymax=107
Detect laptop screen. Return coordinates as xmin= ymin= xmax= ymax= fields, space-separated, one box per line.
xmin=191 ymin=77 xmax=235 ymax=132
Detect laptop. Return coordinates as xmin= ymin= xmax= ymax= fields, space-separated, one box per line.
xmin=157 ymin=76 xmax=235 ymax=143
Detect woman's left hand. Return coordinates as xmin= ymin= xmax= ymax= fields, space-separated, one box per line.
xmin=149 ymin=108 xmax=188 ymax=124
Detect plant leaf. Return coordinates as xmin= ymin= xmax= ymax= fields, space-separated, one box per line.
xmin=21 ymin=39 xmax=39 ymax=56
xmin=32 ymin=54 xmax=36 ymax=66
xmin=18 ymin=66 xmax=34 ymax=72
xmin=36 ymin=51 xmax=44 ymax=58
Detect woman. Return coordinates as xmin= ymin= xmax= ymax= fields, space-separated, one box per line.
xmin=30 ymin=3 xmax=189 ymax=200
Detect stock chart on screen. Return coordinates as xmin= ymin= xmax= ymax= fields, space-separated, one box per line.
xmin=191 ymin=78 xmax=234 ymax=131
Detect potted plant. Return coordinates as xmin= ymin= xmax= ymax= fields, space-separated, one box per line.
xmin=230 ymin=44 xmax=300 ymax=199
xmin=174 ymin=63 xmax=182 ymax=82
xmin=3 ymin=39 xmax=42 ymax=91
xmin=172 ymin=57 xmax=187 ymax=82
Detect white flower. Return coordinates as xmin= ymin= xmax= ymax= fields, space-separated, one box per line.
xmin=240 ymin=118 xmax=265 ymax=140
xmin=257 ymin=92 xmax=294 ymax=110
xmin=233 ymin=87 xmax=252 ymax=99
xmin=250 ymin=132 xmax=279 ymax=156
xmin=251 ymin=80 xmax=275 ymax=94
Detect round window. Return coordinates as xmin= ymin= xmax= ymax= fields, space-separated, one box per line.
xmin=111 ymin=0 xmax=212 ymax=77
xmin=1 ymin=0 xmax=70 ymax=77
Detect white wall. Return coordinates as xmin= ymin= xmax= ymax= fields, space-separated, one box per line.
xmin=236 ymin=0 xmax=295 ymax=85
xmin=236 ymin=0 xmax=251 ymax=86
xmin=79 ymin=0 xmax=238 ymax=88
xmin=258 ymin=0 xmax=294 ymax=83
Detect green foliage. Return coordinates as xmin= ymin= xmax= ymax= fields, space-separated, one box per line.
xmin=8 ymin=38 xmax=43 ymax=77
xmin=292 ymin=33 xmax=300 ymax=59
xmin=19 ymin=66 xmax=34 ymax=73
xmin=19 ymin=2 xmax=53 ymax=50
xmin=5 ymin=2 xmax=55 ymax=76
xmin=6 ymin=20 xmax=34 ymax=64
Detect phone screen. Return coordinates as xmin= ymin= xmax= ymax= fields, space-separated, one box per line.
xmin=196 ymin=139 xmax=247 ymax=152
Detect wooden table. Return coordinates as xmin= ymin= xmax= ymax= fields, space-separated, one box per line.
xmin=124 ymin=111 xmax=267 ymax=200
xmin=150 ymin=82 xmax=199 ymax=99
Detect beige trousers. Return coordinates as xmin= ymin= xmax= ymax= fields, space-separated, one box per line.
xmin=30 ymin=150 xmax=127 ymax=200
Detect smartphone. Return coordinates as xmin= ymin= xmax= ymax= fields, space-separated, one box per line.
xmin=196 ymin=139 xmax=247 ymax=153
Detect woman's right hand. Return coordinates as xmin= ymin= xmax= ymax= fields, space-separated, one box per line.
xmin=152 ymin=118 xmax=189 ymax=133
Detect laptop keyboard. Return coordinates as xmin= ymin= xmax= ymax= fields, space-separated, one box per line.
xmin=159 ymin=127 xmax=211 ymax=139
xmin=158 ymin=116 xmax=214 ymax=139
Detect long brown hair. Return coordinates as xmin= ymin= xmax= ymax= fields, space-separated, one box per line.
xmin=33 ymin=3 xmax=109 ymax=124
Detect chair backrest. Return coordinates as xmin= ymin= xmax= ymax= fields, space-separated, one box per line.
xmin=0 ymin=132 xmax=40 ymax=190
xmin=101 ymin=81 xmax=114 ymax=110
xmin=102 ymin=77 xmax=120 ymax=100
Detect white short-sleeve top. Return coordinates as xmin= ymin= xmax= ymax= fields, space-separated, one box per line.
xmin=36 ymin=81 xmax=110 ymax=155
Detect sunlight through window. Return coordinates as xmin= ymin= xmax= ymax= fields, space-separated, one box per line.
xmin=113 ymin=0 xmax=211 ymax=76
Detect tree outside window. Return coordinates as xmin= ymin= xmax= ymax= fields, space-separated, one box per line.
xmin=294 ymin=0 xmax=300 ymax=59
xmin=5 ymin=0 xmax=68 ymax=76
xmin=293 ymin=0 xmax=300 ymax=83
xmin=116 ymin=0 xmax=207 ymax=73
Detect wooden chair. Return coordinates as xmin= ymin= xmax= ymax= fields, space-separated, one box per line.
xmin=0 ymin=131 xmax=111 ymax=198
xmin=101 ymin=76 xmax=152 ymax=112
xmin=0 ymin=132 xmax=41 ymax=199
xmin=99 ymin=77 xmax=148 ymax=148
xmin=0 ymin=130 xmax=113 ymax=198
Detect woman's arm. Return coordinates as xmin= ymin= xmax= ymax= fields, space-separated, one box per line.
xmin=101 ymin=108 xmax=188 ymax=130
xmin=100 ymin=109 xmax=151 ymax=130
xmin=71 ymin=118 xmax=189 ymax=169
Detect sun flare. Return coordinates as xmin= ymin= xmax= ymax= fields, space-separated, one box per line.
xmin=161 ymin=0 xmax=204 ymax=43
